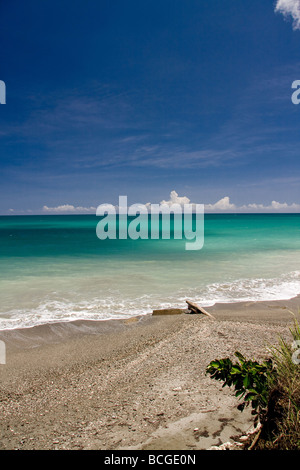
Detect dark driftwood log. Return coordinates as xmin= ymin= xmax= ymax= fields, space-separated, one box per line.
xmin=186 ymin=300 xmax=215 ymax=319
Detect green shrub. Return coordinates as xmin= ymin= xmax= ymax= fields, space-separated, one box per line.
xmin=206 ymin=351 xmax=274 ymax=426
xmin=206 ymin=316 xmax=300 ymax=449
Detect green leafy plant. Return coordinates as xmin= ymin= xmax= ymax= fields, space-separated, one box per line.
xmin=206 ymin=352 xmax=274 ymax=425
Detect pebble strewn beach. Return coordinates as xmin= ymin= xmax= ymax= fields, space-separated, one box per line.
xmin=0 ymin=297 xmax=298 ymax=450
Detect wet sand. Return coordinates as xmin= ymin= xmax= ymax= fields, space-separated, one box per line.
xmin=0 ymin=296 xmax=299 ymax=450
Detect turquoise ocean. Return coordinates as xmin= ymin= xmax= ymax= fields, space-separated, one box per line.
xmin=0 ymin=213 xmax=299 ymax=330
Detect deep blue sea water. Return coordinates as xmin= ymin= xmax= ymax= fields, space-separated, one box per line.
xmin=0 ymin=213 xmax=299 ymax=329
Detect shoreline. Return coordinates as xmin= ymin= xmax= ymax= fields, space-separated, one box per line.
xmin=0 ymin=295 xmax=299 ymax=450
xmin=1 ymin=268 xmax=299 ymax=333
xmin=0 ymin=294 xmax=299 ymax=350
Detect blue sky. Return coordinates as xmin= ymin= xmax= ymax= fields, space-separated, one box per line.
xmin=1 ymin=0 xmax=300 ymax=214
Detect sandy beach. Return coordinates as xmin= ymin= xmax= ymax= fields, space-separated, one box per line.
xmin=0 ymin=296 xmax=299 ymax=450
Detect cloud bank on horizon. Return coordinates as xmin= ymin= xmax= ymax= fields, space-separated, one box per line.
xmin=39 ymin=191 xmax=300 ymax=214
xmin=158 ymin=191 xmax=300 ymax=213
xmin=275 ymin=0 xmax=300 ymax=29
xmin=43 ymin=204 xmax=97 ymax=214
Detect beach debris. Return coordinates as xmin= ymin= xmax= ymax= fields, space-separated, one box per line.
xmin=152 ymin=308 xmax=184 ymax=316
xmin=152 ymin=302 xmax=215 ymax=318
xmin=208 ymin=441 xmax=243 ymax=450
xmin=207 ymin=423 xmax=263 ymax=450
xmin=185 ymin=300 xmax=215 ymax=319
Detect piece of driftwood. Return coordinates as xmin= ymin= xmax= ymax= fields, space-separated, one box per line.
xmin=186 ymin=300 xmax=215 ymax=319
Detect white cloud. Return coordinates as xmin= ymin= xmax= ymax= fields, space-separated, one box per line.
xmin=205 ymin=196 xmax=236 ymax=212
xmin=239 ymin=200 xmax=300 ymax=213
xmin=275 ymin=0 xmax=300 ymax=30
xmin=159 ymin=190 xmax=191 ymax=207
xmin=43 ymin=204 xmax=96 ymax=214
xmin=207 ymin=197 xmax=300 ymax=213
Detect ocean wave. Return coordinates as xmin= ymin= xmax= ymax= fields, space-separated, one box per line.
xmin=0 ymin=271 xmax=299 ymax=330
xmin=182 ymin=270 xmax=300 ymax=307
